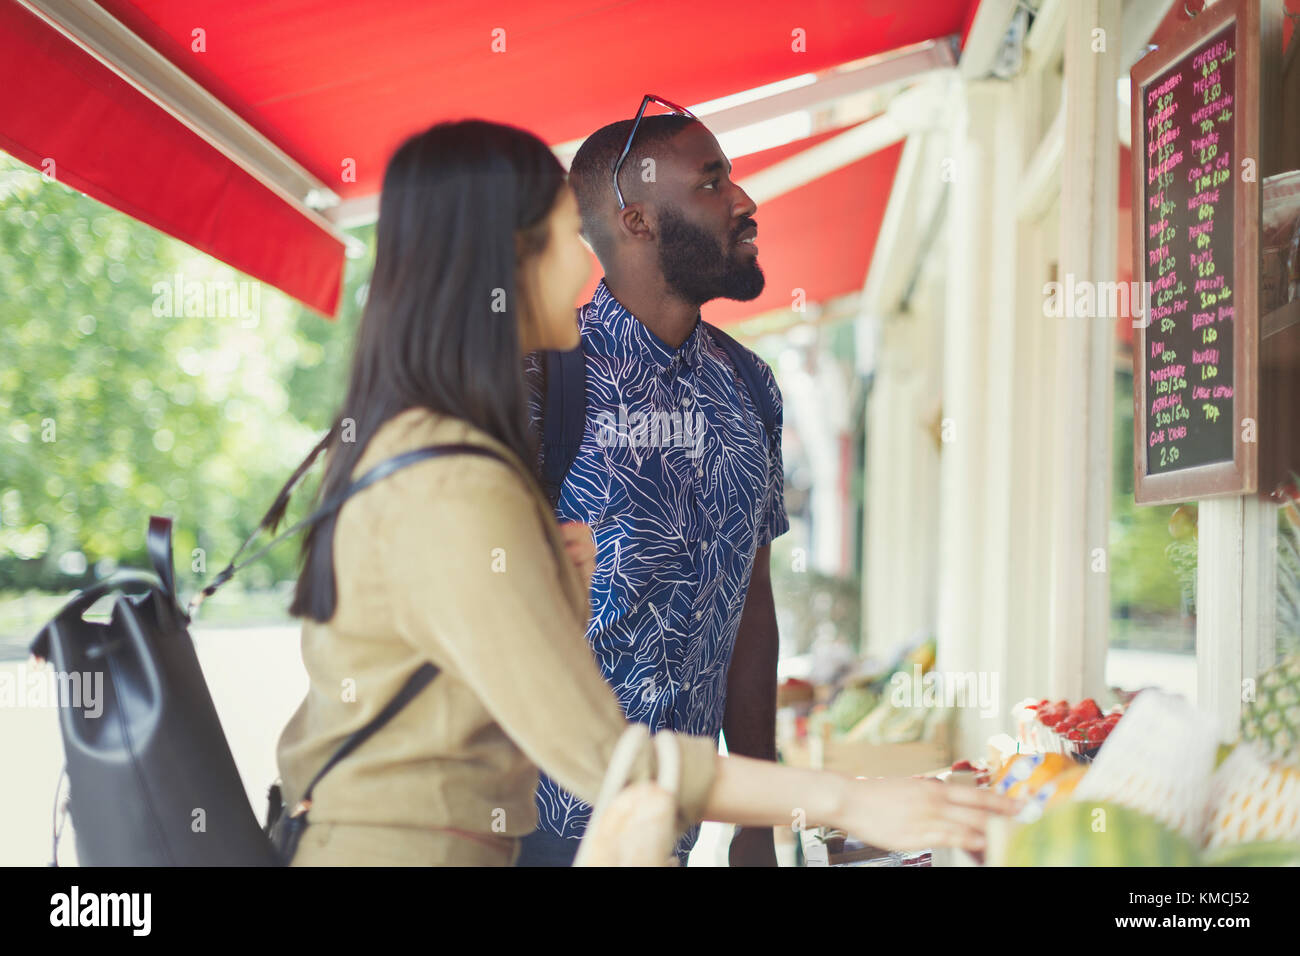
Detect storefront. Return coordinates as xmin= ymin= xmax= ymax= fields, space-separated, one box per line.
xmin=767 ymin=0 xmax=1300 ymax=866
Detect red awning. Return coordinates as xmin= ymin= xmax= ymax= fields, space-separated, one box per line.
xmin=1 ymin=0 xmax=977 ymax=319
xmin=0 ymin=1 xmax=345 ymax=316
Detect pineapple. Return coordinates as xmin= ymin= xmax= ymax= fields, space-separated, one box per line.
xmin=1242 ymin=655 xmax=1300 ymax=768
xmin=1203 ymin=743 xmax=1300 ymax=849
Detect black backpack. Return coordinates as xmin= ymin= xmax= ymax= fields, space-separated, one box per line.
xmin=538 ymin=319 xmax=778 ymax=506
xmin=30 ymin=437 xmax=505 ymax=866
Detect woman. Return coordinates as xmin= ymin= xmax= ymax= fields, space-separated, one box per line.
xmin=275 ymin=119 xmax=1016 ymax=865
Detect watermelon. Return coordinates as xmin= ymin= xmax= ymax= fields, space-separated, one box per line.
xmin=1201 ymin=841 xmax=1300 ymax=867
xmin=1004 ymin=800 xmax=1199 ymax=867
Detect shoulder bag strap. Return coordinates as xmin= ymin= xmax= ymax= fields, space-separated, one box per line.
xmin=702 ymin=322 xmax=778 ymax=440
xmin=540 ymin=328 xmax=587 ymax=508
xmin=189 ymin=442 xmax=508 ymax=615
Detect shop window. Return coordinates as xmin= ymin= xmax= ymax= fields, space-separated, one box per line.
xmin=1108 ymin=368 xmax=1196 ymax=698
xmin=1275 ymin=491 xmax=1300 ymax=660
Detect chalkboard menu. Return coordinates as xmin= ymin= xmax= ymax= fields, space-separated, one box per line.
xmin=1131 ymin=0 xmax=1261 ymax=503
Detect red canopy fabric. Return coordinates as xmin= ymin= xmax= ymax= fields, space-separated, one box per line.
xmin=0 ymin=1 xmax=345 ymax=316
xmin=1 ymin=0 xmax=976 ymax=318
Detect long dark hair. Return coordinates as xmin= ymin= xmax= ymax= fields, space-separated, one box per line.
xmin=290 ymin=119 xmax=566 ymax=622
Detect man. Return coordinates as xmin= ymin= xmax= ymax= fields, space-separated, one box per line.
xmin=518 ymin=103 xmax=789 ymax=867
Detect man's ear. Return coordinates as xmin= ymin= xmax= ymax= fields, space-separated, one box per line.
xmin=616 ymin=203 xmax=653 ymax=242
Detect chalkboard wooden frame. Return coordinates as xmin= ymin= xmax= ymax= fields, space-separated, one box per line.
xmin=1131 ymin=0 xmax=1261 ymax=504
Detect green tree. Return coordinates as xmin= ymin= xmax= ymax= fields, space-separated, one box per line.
xmin=0 ymin=153 xmax=371 ymax=601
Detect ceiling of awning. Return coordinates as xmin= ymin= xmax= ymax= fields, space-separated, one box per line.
xmin=0 ymin=0 xmax=979 ymax=319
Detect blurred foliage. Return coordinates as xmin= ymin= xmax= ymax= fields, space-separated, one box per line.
xmin=1279 ymin=492 xmax=1300 ymax=657
xmin=0 ymin=152 xmax=372 ymax=603
xmin=770 ymin=530 xmax=861 ymax=657
xmin=1109 ymin=370 xmax=1194 ymax=650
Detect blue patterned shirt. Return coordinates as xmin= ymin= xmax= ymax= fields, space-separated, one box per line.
xmin=524 ymin=279 xmax=788 ymax=857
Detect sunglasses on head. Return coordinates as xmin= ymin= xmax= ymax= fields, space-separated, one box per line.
xmin=612 ymin=94 xmax=698 ymax=210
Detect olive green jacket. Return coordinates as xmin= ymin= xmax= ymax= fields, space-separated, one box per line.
xmin=275 ymin=407 xmax=718 ymax=861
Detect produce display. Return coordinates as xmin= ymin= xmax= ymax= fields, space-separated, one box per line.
xmin=1199 ymin=841 xmax=1300 ymax=867
xmin=1013 ymin=697 xmax=1123 ymax=759
xmin=1202 ymin=742 xmax=1300 ymax=848
xmin=826 ymin=685 xmax=879 ymax=735
xmin=991 ymin=689 xmax=1300 ymax=866
xmin=1070 ymin=691 xmax=1218 ymax=841
xmin=833 ymin=639 xmax=942 ymax=744
xmin=1240 ymin=654 xmax=1300 ymax=767
xmin=990 ymin=753 xmax=1086 ymax=819
xmin=1003 ymin=800 xmax=1200 ymax=867
xmin=789 ymin=645 xmax=1300 ymax=867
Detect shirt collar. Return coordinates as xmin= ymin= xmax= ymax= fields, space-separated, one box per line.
xmin=586 ymin=279 xmax=706 ymax=373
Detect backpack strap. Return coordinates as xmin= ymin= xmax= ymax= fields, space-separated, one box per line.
xmin=702 ymin=322 xmax=778 ymax=443
xmin=270 ymin=658 xmax=440 ymax=863
xmin=190 ymin=443 xmax=508 ymax=615
xmin=293 ymin=661 xmax=438 ymax=815
xmin=541 ymin=341 xmax=588 ymax=508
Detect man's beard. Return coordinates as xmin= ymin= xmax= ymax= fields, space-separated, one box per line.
xmin=656 ymin=204 xmax=765 ymax=305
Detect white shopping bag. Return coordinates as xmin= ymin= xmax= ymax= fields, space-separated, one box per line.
xmin=574 ymin=724 xmax=682 ymax=867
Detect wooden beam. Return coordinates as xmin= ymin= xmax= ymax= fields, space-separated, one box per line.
xmin=18 ymin=0 xmax=341 ymax=232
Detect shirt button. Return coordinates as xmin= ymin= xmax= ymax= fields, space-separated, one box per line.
xmin=701 ymin=540 xmax=710 ymax=552
xmin=695 ymin=465 xmax=703 ymax=477
xmin=694 ymin=610 xmax=702 ymax=621
xmin=680 ymin=396 xmax=691 ymax=408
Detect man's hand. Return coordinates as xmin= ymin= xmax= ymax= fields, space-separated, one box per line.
xmin=558 ymin=520 xmax=595 ymax=592
xmin=728 ymin=825 xmax=778 ymax=867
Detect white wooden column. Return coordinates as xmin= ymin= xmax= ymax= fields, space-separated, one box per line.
xmin=1198 ymin=498 xmax=1277 ymax=740
xmin=1047 ymin=0 xmax=1120 ymax=700
xmin=936 ymin=80 xmax=992 ymax=755
xmin=864 ymin=302 xmax=942 ymax=659
xmin=972 ymin=79 xmax=1022 ymax=749
xmin=1008 ymin=63 xmax=1062 ymax=705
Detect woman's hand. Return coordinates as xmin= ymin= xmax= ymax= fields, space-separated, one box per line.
xmin=836 ymin=776 xmax=1021 ymax=853
xmin=558 ymin=521 xmax=595 ymax=592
